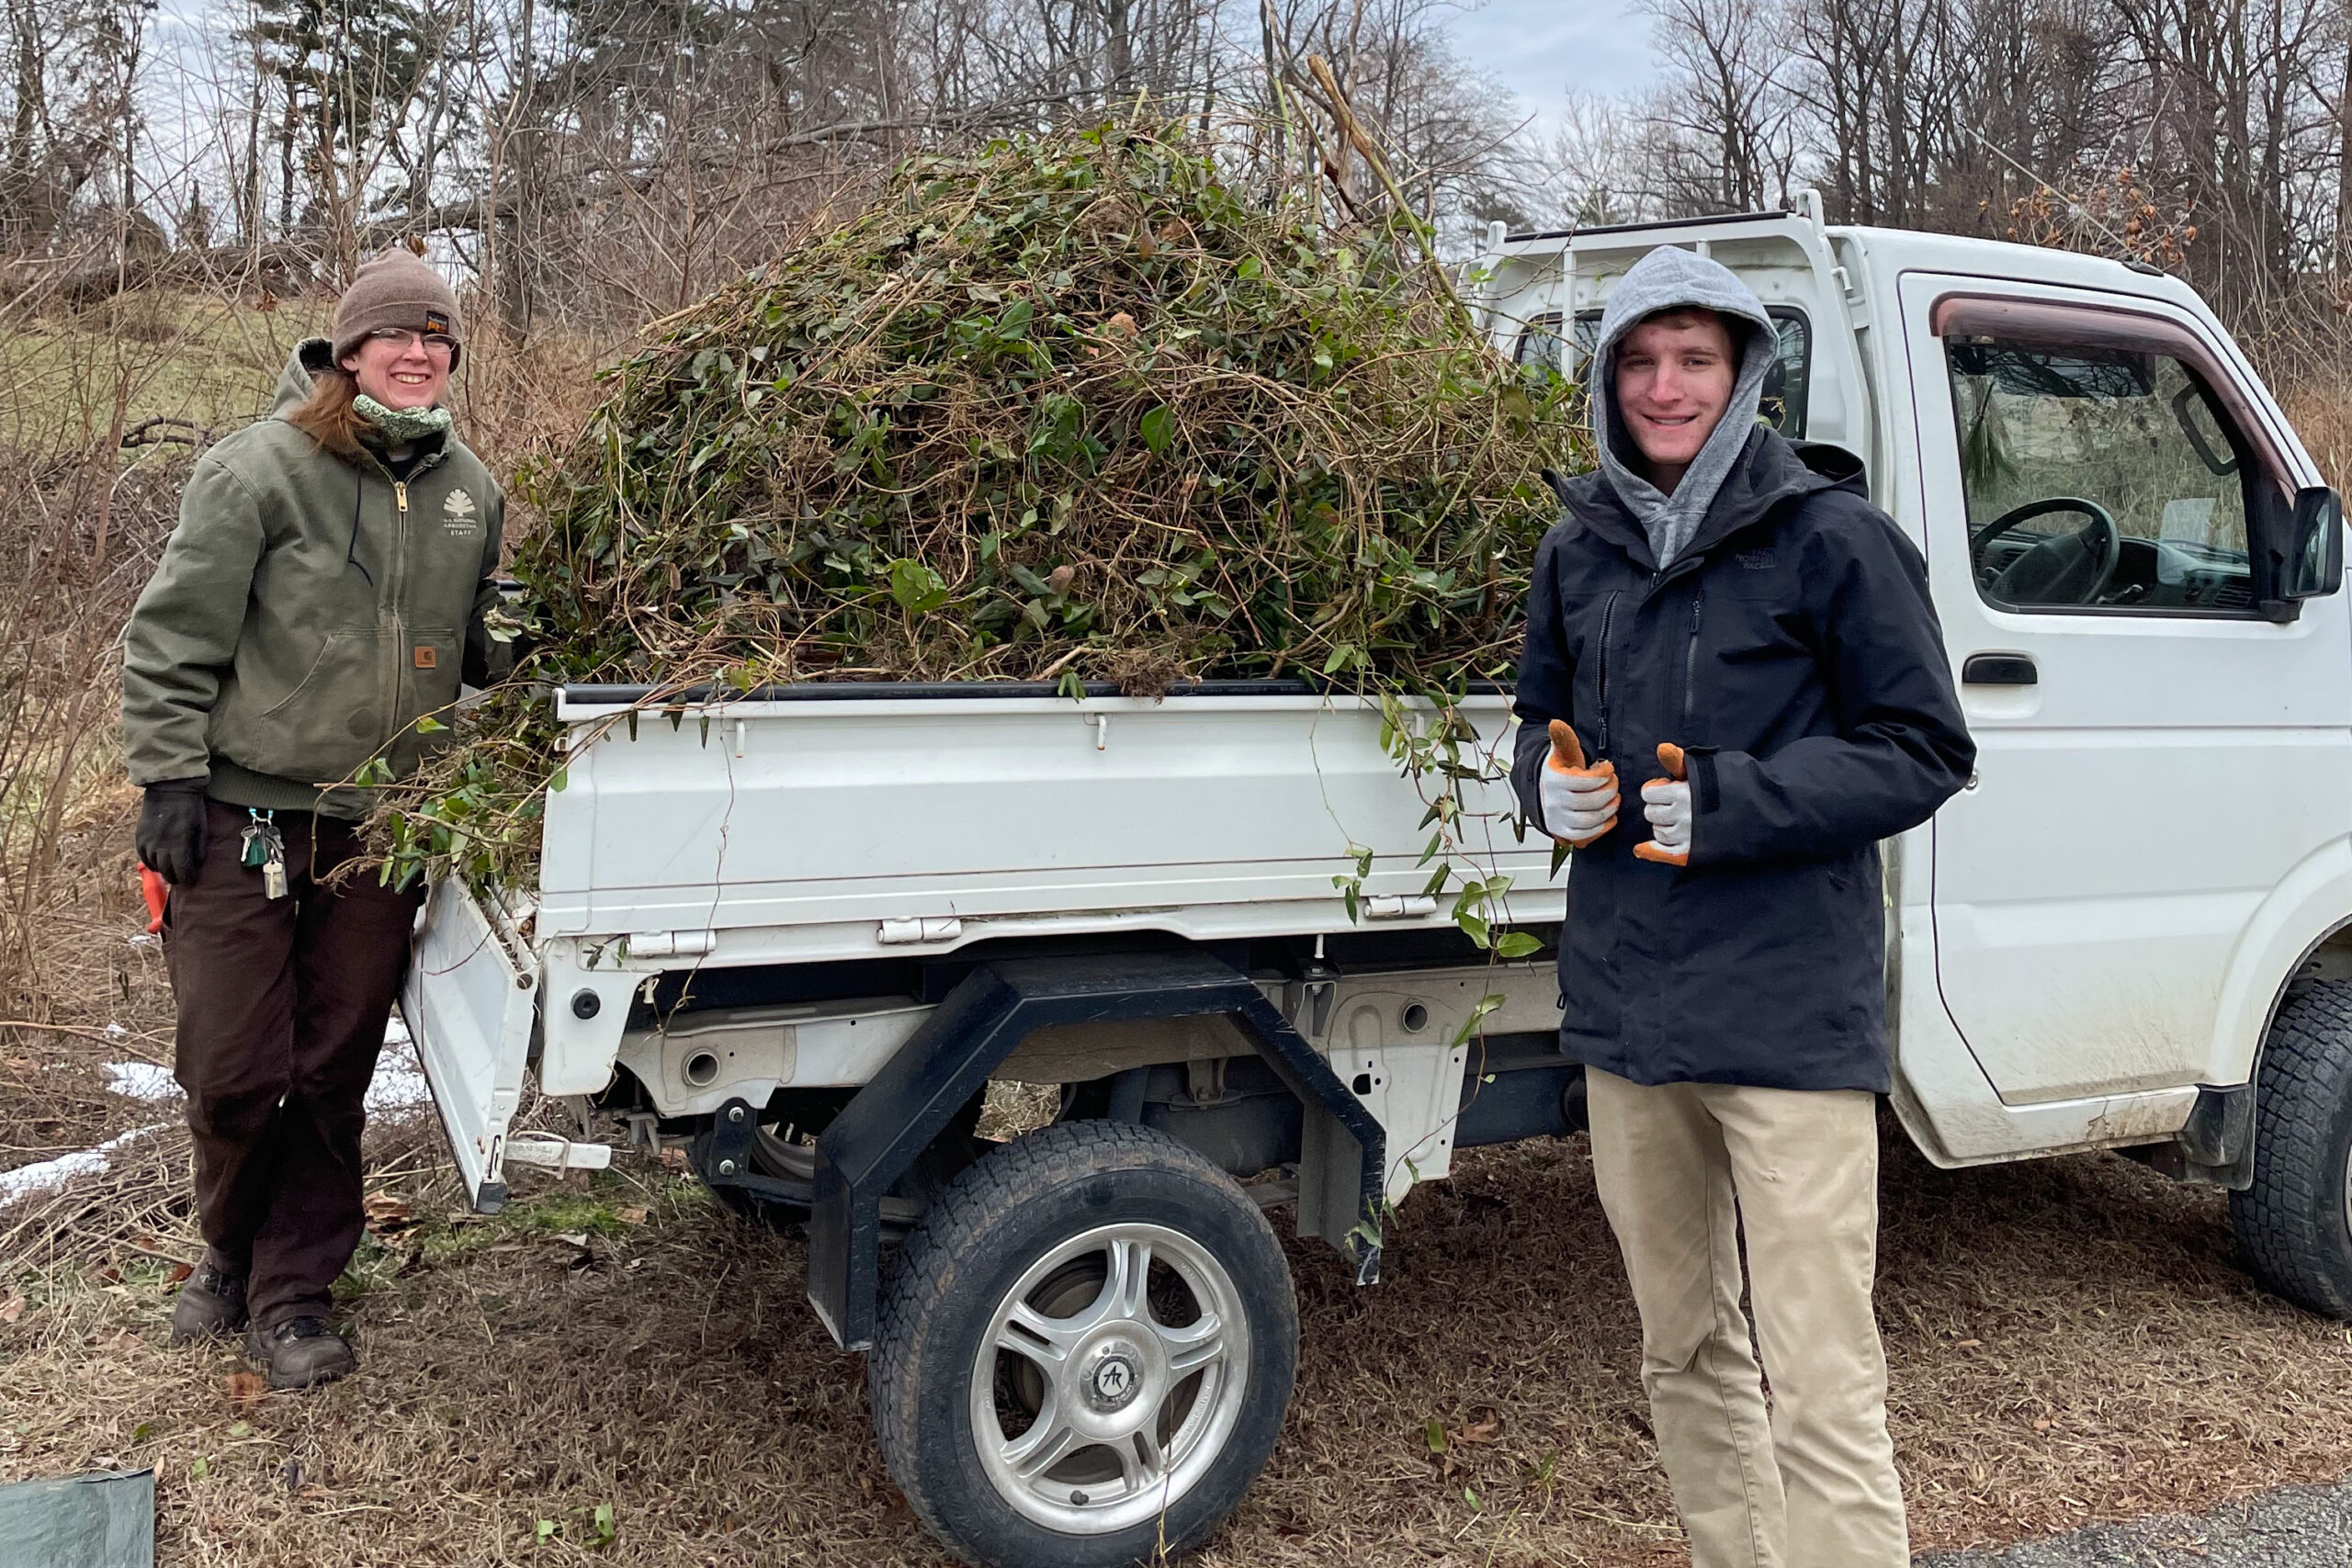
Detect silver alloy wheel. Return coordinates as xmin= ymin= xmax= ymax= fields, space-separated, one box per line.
xmin=969 ymin=1221 xmax=1250 ymax=1535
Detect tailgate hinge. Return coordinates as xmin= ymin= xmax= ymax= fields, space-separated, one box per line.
xmin=877 ymin=916 xmax=966 ymax=945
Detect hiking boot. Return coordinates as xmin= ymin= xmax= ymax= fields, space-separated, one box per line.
xmin=244 ymin=1316 xmax=356 ymax=1390
xmin=168 ymin=1262 xmax=248 ymax=1344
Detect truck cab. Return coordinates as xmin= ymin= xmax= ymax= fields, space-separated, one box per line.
xmin=1472 ymin=200 xmax=2351 ymax=1188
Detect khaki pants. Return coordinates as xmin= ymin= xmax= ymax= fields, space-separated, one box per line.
xmin=1585 ymin=1068 xmax=1906 ymax=1568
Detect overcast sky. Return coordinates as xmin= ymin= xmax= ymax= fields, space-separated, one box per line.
xmin=1443 ymin=0 xmax=1662 ymax=128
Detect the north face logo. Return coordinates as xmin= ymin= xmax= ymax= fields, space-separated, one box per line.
xmin=1735 ymin=548 xmax=1776 ymax=570
xmin=442 ymin=490 xmax=481 ymax=536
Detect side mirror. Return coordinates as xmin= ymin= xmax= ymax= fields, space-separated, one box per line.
xmin=2263 ymin=486 xmax=2344 ymax=620
xmin=2285 ymin=485 xmax=2345 ymax=600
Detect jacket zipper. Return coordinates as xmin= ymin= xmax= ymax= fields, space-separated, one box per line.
xmin=358 ymin=448 xmax=454 ymax=772
xmin=1595 ymin=591 xmax=1621 ymax=755
xmin=389 ymin=479 xmax=410 ymax=751
xmin=1680 ymin=589 xmax=1703 ymax=731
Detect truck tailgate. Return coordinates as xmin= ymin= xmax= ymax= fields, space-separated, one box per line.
xmin=401 ymin=878 xmax=537 ymax=1212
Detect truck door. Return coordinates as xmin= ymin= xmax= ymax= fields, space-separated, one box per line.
xmin=1901 ymin=275 xmax=2352 ymax=1102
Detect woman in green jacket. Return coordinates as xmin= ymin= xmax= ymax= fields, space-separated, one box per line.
xmin=121 ymin=252 xmax=511 ymax=1389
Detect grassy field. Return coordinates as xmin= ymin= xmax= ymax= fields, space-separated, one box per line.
xmin=0 ymin=292 xmax=334 ymax=452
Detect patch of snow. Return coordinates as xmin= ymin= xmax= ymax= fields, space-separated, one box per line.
xmin=102 ymin=1061 xmax=180 ymax=1103
xmin=5 ymin=1012 xmax=439 ymax=1205
xmin=367 ymin=1032 xmax=435 ymax=1115
xmin=96 ymin=1013 xmax=428 ymax=1117
xmin=0 ymin=1126 xmax=167 ymax=1207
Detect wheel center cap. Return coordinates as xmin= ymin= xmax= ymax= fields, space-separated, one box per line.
xmin=1082 ymin=1343 xmax=1144 ymax=1412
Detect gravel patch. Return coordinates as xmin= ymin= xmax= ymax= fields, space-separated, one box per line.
xmin=1919 ymin=1478 xmax=2352 ymax=1565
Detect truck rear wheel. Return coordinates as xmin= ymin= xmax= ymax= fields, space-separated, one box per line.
xmin=869 ymin=1120 xmax=1296 ymax=1568
xmin=2232 ymin=978 xmax=2352 ymax=1317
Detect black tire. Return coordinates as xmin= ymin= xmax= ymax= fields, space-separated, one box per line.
xmin=869 ymin=1121 xmax=1297 ymax=1568
xmin=2233 ymin=978 xmax=2352 ymax=1316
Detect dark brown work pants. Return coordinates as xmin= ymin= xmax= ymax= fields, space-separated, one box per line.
xmin=165 ymin=799 xmax=424 ymax=1329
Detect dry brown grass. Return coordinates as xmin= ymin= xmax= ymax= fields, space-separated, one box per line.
xmin=7 ymin=1076 xmax=2352 ymax=1566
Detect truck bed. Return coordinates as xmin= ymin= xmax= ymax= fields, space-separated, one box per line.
xmin=407 ymin=682 xmax=1564 ymax=1211
xmin=535 ymin=682 xmax=1555 ymax=960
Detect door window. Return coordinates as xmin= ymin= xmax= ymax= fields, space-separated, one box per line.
xmin=1943 ymin=327 xmax=2258 ymax=614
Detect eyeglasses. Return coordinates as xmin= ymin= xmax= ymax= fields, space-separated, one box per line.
xmin=368 ymin=327 xmax=458 ymax=358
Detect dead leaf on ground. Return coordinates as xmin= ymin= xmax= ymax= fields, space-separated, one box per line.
xmin=163 ymin=1261 xmax=193 ymax=1289
xmin=0 ymin=1293 xmax=23 ymax=1325
xmin=362 ymin=1192 xmax=417 ymax=1235
xmin=1457 ymin=1413 xmax=1503 ymax=1444
xmin=225 ymin=1371 xmax=267 ymax=1405
xmin=614 ymin=1205 xmax=649 ymax=1225
xmin=656 ymin=1147 xmax=691 ymax=1173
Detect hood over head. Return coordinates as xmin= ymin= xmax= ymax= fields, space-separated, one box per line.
xmin=1589 ymin=245 xmax=1778 ymax=568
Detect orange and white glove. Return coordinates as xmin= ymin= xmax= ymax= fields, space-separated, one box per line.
xmin=1634 ymin=743 xmax=1691 ymax=866
xmin=1539 ymin=720 xmax=1618 ymax=847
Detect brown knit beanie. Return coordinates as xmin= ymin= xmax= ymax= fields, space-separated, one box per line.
xmin=332 ymin=252 xmax=464 ymax=369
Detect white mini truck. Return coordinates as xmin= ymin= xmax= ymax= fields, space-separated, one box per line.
xmin=405 ymin=201 xmax=2352 ymax=1568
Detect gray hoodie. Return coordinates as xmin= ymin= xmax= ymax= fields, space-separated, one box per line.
xmin=1589 ymin=245 xmax=1778 ymax=568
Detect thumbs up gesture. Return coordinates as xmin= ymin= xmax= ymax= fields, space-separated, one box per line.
xmin=1539 ymin=721 xmax=1618 ymax=847
xmin=1634 ymin=743 xmax=1692 ymax=867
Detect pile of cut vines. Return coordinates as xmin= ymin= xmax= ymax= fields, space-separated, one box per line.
xmin=371 ymin=119 xmax=1589 ymax=897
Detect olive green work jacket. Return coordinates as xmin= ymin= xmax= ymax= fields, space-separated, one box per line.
xmin=121 ymin=339 xmax=510 ymax=818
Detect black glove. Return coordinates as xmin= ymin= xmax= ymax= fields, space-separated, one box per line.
xmin=135 ymin=779 xmax=209 ymax=886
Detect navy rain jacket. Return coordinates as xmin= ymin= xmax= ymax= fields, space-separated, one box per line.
xmin=1510 ymin=429 xmax=1975 ymax=1092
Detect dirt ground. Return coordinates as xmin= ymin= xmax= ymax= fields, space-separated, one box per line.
xmin=9 ymin=1002 xmax=2352 ymax=1568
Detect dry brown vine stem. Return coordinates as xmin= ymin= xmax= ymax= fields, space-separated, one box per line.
xmin=1302 ymin=54 xmax=1474 ymax=334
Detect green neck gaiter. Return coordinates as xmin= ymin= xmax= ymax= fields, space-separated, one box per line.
xmin=354 ymin=393 xmax=454 ymax=445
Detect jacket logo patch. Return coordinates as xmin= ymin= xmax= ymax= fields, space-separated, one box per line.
xmin=442 ymin=490 xmax=481 ymax=537
xmin=1734 ymin=548 xmax=1776 ymax=570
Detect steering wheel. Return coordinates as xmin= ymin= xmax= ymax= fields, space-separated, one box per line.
xmin=1970 ymin=497 xmax=2122 ymax=606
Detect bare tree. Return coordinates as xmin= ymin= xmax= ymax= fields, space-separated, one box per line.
xmin=1639 ymin=0 xmax=1801 ymax=214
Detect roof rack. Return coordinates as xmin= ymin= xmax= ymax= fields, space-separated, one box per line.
xmin=1503 ymin=209 xmax=1800 ymax=244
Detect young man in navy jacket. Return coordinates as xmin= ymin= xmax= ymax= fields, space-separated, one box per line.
xmin=1511 ymin=245 xmax=1974 ymax=1567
